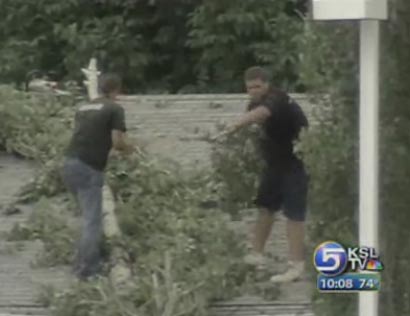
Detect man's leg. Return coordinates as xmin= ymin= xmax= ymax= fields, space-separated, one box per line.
xmin=61 ymin=160 xmax=82 ymax=216
xmin=252 ymin=208 xmax=275 ymax=253
xmin=287 ymin=219 xmax=305 ymax=261
xmin=270 ymin=162 xmax=308 ymax=283
xmin=74 ymin=183 xmax=103 ymax=279
xmin=69 ymin=161 xmax=104 ymax=280
xmin=269 ymin=218 xmax=305 ymax=283
xmin=245 ymin=167 xmax=281 ymax=267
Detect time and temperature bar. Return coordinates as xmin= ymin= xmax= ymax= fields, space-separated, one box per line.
xmin=317 ymin=273 xmax=381 ymax=292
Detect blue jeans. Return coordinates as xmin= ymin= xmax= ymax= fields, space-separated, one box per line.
xmin=61 ymin=157 xmax=104 ymax=279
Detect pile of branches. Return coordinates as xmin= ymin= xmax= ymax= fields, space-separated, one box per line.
xmin=208 ymin=123 xmax=263 ymax=217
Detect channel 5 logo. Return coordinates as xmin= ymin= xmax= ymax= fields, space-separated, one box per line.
xmin=313 ymin=241 xmax=384 ymax=276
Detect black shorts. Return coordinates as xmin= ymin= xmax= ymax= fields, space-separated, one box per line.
xmin=254 ymin=160 xmax=308 ymax=221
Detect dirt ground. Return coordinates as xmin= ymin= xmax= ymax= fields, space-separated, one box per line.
xmin=0 ymin=153 xmax=314 ymax=316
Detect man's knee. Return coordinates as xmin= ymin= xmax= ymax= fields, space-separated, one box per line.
xmin=284 ymin=209 xmax=306 ymax=222
xmin=258 ymin=207 xmax=278 ymax=220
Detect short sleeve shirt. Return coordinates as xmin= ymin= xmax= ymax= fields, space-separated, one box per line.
xmin=248 ymin=87 xmax=308 ymax=168
xmin=65 ymin=97 xmax=127 ymax=171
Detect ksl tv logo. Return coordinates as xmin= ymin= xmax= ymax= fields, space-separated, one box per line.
xmin=313 ymin=241 xmax=384 ymax=276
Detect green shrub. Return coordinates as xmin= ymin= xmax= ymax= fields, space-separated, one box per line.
xmin=297 ymin=22 xmax=358 ymax=315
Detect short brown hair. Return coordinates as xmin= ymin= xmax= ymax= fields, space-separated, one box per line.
xmin=99 ymin=73 xmax=122 ymax=96
xmin=244 ymin=66 xmax=270 ymax=82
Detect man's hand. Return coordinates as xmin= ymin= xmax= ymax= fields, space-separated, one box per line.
xmin=109 ymin=143 xmax=137 ymax=158
xmin=210 ymin=123 xmax=239 ymax=141
xmin=122 ymin=143 xmax=135 ymax=155
xmin=127 ymin=137 xmax=146 ymax=156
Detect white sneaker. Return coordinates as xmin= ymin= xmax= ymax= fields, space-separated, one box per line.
xmin=270 ymin=261 xmax=305 ymax=283
xmin=244 ymin=252 xmax=267 ymax=269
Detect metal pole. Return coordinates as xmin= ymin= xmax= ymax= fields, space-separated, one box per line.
xmin=359 ymin=19 xmax=380 ymax=316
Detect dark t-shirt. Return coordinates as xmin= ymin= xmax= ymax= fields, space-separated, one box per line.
xmin=248 ymin=87 xmax=308 ymax=169
xmin=65 ymin=97 xmax=127 ymax=171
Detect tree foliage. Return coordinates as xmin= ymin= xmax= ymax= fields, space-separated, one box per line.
xmin=0 ymin=0 xmax=306 ymax=93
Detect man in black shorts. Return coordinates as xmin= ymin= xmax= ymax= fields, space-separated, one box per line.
xmin=216 ymin=66 xmax=309 ymax=283
xmin=61 ymin=74 xmax=135 ymax=280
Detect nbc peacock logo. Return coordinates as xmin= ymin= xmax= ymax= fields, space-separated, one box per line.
xmin=365 ymin=259 xmax=384 ymax=272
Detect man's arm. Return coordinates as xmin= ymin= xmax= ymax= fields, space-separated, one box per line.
xmin=231 ymin=106 xmax=271 ymax=129
xmin=212 ymin=106 xmax=271 ymax=140
xmin=110 ymin=105 xmax=137 ymax=155
xmin=111 ymin=130 xmax=135 ymax=155
xmin=219 ymin=105 xmax=271 ymax=137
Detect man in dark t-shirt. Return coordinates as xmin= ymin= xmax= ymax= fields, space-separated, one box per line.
xmin=61 ymin=74 xmax=134 ymax=280
xmin=215 ymin=66 xmax=309 ymax=283
xmin=66 ymin=95 xmax=127 ymax=171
